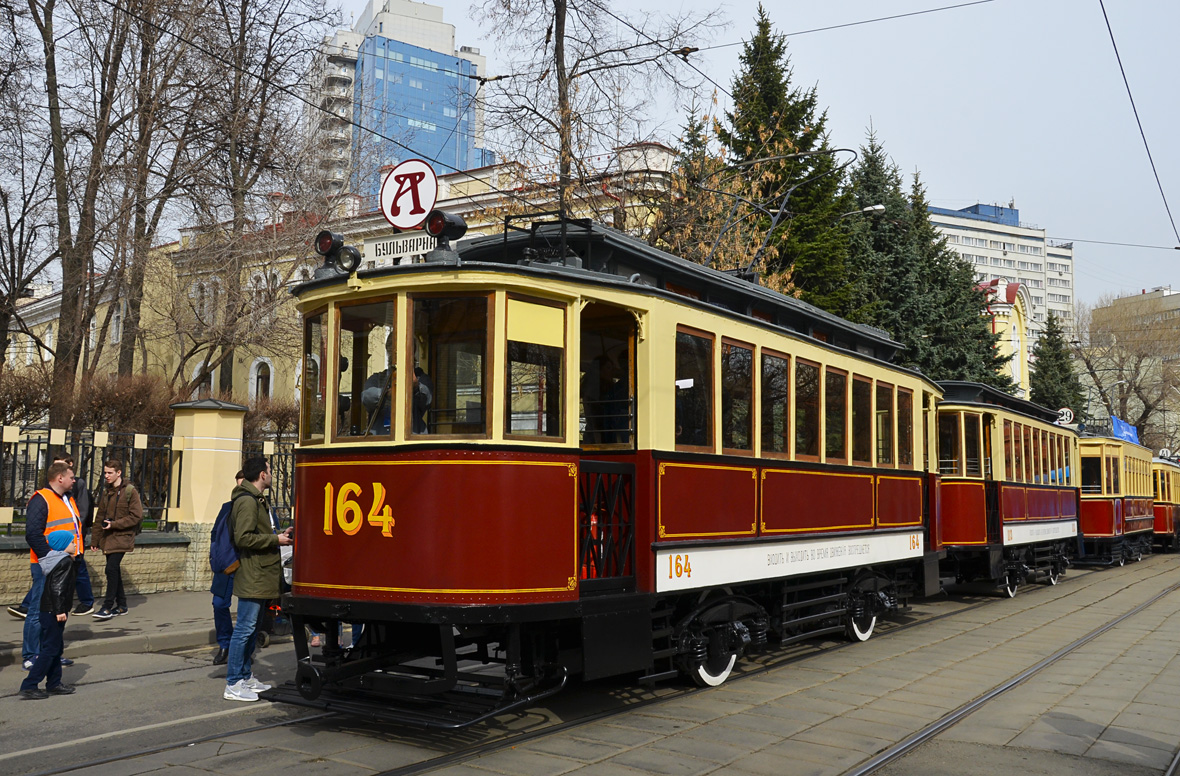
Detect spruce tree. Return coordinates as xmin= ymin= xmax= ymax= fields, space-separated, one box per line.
xmin=719 ymin=5 xmax=851 ymax=312
xmin=1030 ymin=312 xmax=1086 ymax=418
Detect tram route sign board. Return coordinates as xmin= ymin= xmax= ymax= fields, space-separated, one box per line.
xmin=380 ymin=159 xmax=438 ymax=231
xmin=363 ymin=232 xmax=438 ymax=266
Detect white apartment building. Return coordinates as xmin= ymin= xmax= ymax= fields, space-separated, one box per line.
xmin=928 ymin=203 xmax=1075 ymax=344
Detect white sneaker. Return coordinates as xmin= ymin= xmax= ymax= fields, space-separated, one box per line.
xmin=243 ymin=675 xmax=271 ymax=692
xmin=223 ymin=680 xmax=259 ymax=702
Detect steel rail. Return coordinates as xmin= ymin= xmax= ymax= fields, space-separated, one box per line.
xmin=842 ymin=579 xmax=1180 ymax=776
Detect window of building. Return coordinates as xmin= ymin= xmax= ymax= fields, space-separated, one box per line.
xmin=760 ymin=352 xmax=790 ymax=455
xmin=506 ymin=299 xmax=564 ymax=440
xmin=876 ymin=383 xmax=894 ymax=465
xmin=795 ymin=360 xmax=820 ymax=459
xmin=1048 ymin=293 xmax=1071 ymax=303
xmin=411 ymin=295 xmax=488 ymax=436
xmin=852 ymin=376 xmax=872 ymax=464
xmin=111 ymin=302 xmax=123 ymax=344
xmin=721 ymin=341 xmax=753 ymax=451
xmin=1048 ymin=278 xmax=1071 ymax=288
xmin=675 ymin=329 xmax=713 ymax=449
xmin=255 ymin=361 xmax=271 ymax=402
xmin=824 ymin=368 xmax=847 ymax=462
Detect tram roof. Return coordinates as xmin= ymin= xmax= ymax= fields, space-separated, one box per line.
xmin=936 ymin=381 xmax=1062 ymax=424
xmin=298 ymin=219 xmax=907 ymax=362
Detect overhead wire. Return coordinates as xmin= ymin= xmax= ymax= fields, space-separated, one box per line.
xmin=1097 ymin=0 xmax=1180 ymax=245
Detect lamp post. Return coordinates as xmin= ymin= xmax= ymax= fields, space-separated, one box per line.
xmin=836 ymin=203 xmax=886 ymax=221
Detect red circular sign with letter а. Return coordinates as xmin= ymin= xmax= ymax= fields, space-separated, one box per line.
xmin=380 ymin=159 xmax=438 ymax=230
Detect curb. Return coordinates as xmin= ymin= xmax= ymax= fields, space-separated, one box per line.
xmin=0 ymin=627 xmax=218 ymax=667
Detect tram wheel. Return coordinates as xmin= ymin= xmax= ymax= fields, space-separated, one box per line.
xmin=1003 ymin=575 xmax=1019 ymax=598
xmin=1117 ymin=553 xmax=1126 ymax=567
xmin=689 ymin=628 xmax=738 ymax=687
xmin=846 ymin=611 xmax=876 ymax=643
xmin=1045 ymin=566 xmax=1061 ymax=586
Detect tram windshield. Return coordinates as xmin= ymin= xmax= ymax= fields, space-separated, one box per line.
xmin=335 ymin=300 xmax=395 ymax=439
xmin=410 ymin=295 xmax=487 ymax=435
xmin=301 ymin=311 xmax=327 ymax=444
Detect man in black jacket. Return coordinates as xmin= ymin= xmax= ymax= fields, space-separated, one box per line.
xmin=20 ymin=528 xmax=78 ymax=698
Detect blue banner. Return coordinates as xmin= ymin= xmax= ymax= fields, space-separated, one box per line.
xmin=1111 ymin=416 xmax=1140 ymax=444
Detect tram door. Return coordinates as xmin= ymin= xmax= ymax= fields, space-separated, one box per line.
xmin=577 ymin=303 xmax=637 ymax=595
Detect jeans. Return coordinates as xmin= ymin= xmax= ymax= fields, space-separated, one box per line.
xmin=22 ymin=563 xmax=45 ymax=662
xmin=226 ymin=597 xmax=263 ymax=686
xmin=21 ymin=612 xmax=63 ymax=691
xmin=211 ymin=572 xmax=235 ymax=649
xmin=75 ymin=555 xmax=94 ymax=608
xmin=103 ymin=552 xmax=126 ymax=609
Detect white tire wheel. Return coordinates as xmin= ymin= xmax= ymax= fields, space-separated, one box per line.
xmin=846 ymin=612 xmax=876 ymax=643
xmin=1003 ymin=576 xmax=1019 ymax=598
xmin=1046 ymin=567 xmax=1060 ymax=586
xmin=693 ymin=652 xmax=737 ymax=687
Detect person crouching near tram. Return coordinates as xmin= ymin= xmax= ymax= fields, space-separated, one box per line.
xmin=20 ymin=529 xmax=79 ymax=699
xmin=223 ymin=457 xmax=292 ymax=702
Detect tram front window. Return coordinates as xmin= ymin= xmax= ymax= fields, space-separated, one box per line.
xmin=963 ymin=413 xmax=982 ymax=477
xmin=411 ymin=296 xmax=487 ymax=435
xmin=1081 ymin=455 xmax=1102 ymax=494
xmin=506 ymin=298 xmax=564 ymax=439
xmin=335 ymin=300 xmax=395 ymax=438
xmin=301 ymin=311 xmax=327 ymax=444
xmin=675 ymin=330 xmax=713 ymax=449
xmin=938 ymin=413 xmax=961 ymax=475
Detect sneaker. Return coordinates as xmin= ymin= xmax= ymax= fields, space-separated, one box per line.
xmin=47 ymin=683 xmax=75 ymax=695
xmin=59 ymin=657 xmax=74 ymax=667
xmin=243 ymin=675 xmax=271 ymax=692
xmin=19 ymin=688 xmax=48 ymax=700
xmin=93 ymin=608 xmax=115 ymax=620
xmin=22 ymin=659 xmax=34 ymax=670
xmin=7 ymin=604 xmax=27 ymax=619
xmin=72 ymin=604 xmax=94 ymax=616
xmin=114 ymin=606 xmax=128 ymax=616
xmin=223 ymin=680 xmax=259 ymax=702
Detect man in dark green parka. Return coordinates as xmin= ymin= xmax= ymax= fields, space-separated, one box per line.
xmin=223 ymin=457 xmax=292 ymax=702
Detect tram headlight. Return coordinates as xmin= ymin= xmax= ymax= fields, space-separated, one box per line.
xmin=312 ymin=230 xmax=362 ymax=276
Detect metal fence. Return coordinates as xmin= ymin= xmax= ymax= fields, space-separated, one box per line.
xmin=0 ymin=430 xmax=180 ymax=535
xmin=242 ymin=439 xmax=296 ymax=529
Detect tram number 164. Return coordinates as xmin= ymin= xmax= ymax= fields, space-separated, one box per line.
xmin=322 ymin=482 xmax=396 ymax=537
xmin=668 ymin=554 xmax=692 ymax=580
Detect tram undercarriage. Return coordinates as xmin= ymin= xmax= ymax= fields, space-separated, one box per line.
xmin=943 ymin=539 xmax=1071 ymax=598
xmin=266 ymin=565 xmax=919 ymax=727
xmin=1077 ymin=532 xmax=1153 ymax=566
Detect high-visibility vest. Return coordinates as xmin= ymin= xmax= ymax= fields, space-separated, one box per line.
xmin=30 ymin=487 xmax=81 ymax=562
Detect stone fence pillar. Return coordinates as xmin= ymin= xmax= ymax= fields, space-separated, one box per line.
xmin=169 ymin=398 xmax=247 ymax=591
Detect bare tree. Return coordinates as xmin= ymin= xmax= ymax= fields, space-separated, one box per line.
xmin=1073 ymin=294 xmax=1180 ymax=446
xmin=472 ymin=0 xmax=720 ymax=216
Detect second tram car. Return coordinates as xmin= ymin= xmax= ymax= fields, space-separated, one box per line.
xmin=1152 ymin=457 xmax=1180 ymax=552
xmin=1078 ymin=436 xmax=1154 ymax=564
xmin=936 ymin=382 xmax=1080 ymax=596
xmin=270 ymin=215 xmax=948 ymax=725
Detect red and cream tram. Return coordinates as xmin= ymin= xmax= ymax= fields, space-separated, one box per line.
xmin=936 ymin=382 xmax=1080 ymax=597
xmin=270 ymin=214 xmax=946 ymax=725
xmin=1152 ymin=457 xmax=1180 ymax=553
xmin=1078 ymin=436 xmax=1154 ymax=564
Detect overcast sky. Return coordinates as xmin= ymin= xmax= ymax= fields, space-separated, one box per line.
xmin=337 ymin=0 xmax=1179 ymax=307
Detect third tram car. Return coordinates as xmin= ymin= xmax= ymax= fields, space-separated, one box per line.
xmin=1152 ymin=457 xmax=1180 ymax=552
xmin=1078 ymin=436 xmax=1154 ymax=564
xmin=270 ymin=214 xmax=948 ymax=725
xmin=936 ymin=382 xmax=1080 ymax=596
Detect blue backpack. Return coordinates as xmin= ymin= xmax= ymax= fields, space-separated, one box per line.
xmin=209 ymin=493 xmax=253 ymax=575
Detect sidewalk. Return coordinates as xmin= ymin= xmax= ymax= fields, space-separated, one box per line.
xmin=0 ymin=590 xmax=219 ymax=666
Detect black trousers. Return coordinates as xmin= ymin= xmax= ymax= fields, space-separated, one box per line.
xmin=103 ymin=552 xmax=126 ymax=609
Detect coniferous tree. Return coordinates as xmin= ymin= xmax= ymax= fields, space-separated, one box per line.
xmin=719 ymin=5 xmax=851 ymax=311
xmin=843 ymin=135 xmax=1010 ymax=388
xmin=1030 ymin=312 xmax=1086 ymax=418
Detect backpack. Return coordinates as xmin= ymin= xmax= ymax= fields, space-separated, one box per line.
xmin=209 ymin=493 xmax=254 ymax=575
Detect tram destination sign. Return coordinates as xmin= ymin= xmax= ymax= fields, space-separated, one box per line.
xmin=363 ymin=232 xmax=437 ymax=266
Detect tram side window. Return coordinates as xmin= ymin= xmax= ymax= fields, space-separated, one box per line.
xmin=938 ymin=413 xmax=961 ymax=475
xmin=721 ymin=341 xmax=753 ymax=451
xmin=506 ymin=300 xmax=564 ymax=439
xmin=876 ymin=384 xmax=893 ymax=465
xmin=1012 ymin=423 xmax=1025 ymax=483
xmin=825 ymin=368 xmax=847 ymax=462
xmin=1004 ymin=421 xmax=1015 ymax=482
xmin=411 ymin=296 xmax=487 ymax=435
xmin=897 ymin=389 xmax=913 ymax=468
xmin=675 ymin=330 xmax=713 ymax=448
xmin=1081 ymin=455 xmax=1102 ymax=494
xmin=1154 ymin=471 xmax=1161 ymax=500
xmin=1040 ymin=431 xmax=1050 ymax=485
xmin=1022 ymin=426 xmax=1034 ymax=484
xmin=852 ymin=377 xmax=872 ymax=464
xmin=963 ymin=413 xmax=982 ymax=477
xmin=794 ymin=360 xmax=820 ymax=459
xmin=1048 ymin=433 xmax=1058 ymax=485
xmin=301 ymin=311 xmax=327 ymax=444
xmin=1106 ymin=454 xmax=1119 ymax=494
xmin=580 ymin=304 xmax=635 ymax=447
xmin=335 ymin=301 xmax=395 ymax=439
xmin=760 ymin=353 xmax=790 ymax=455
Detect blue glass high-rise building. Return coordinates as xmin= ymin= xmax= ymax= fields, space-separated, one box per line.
xmin=312 ymin=1 xmax=494 ymax=203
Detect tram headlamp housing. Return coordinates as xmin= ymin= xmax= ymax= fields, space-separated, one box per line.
xmin=312 ymin=229 xmax=362 ymax=277
xmin=423 ymin=209 xmax=466 ymax=265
